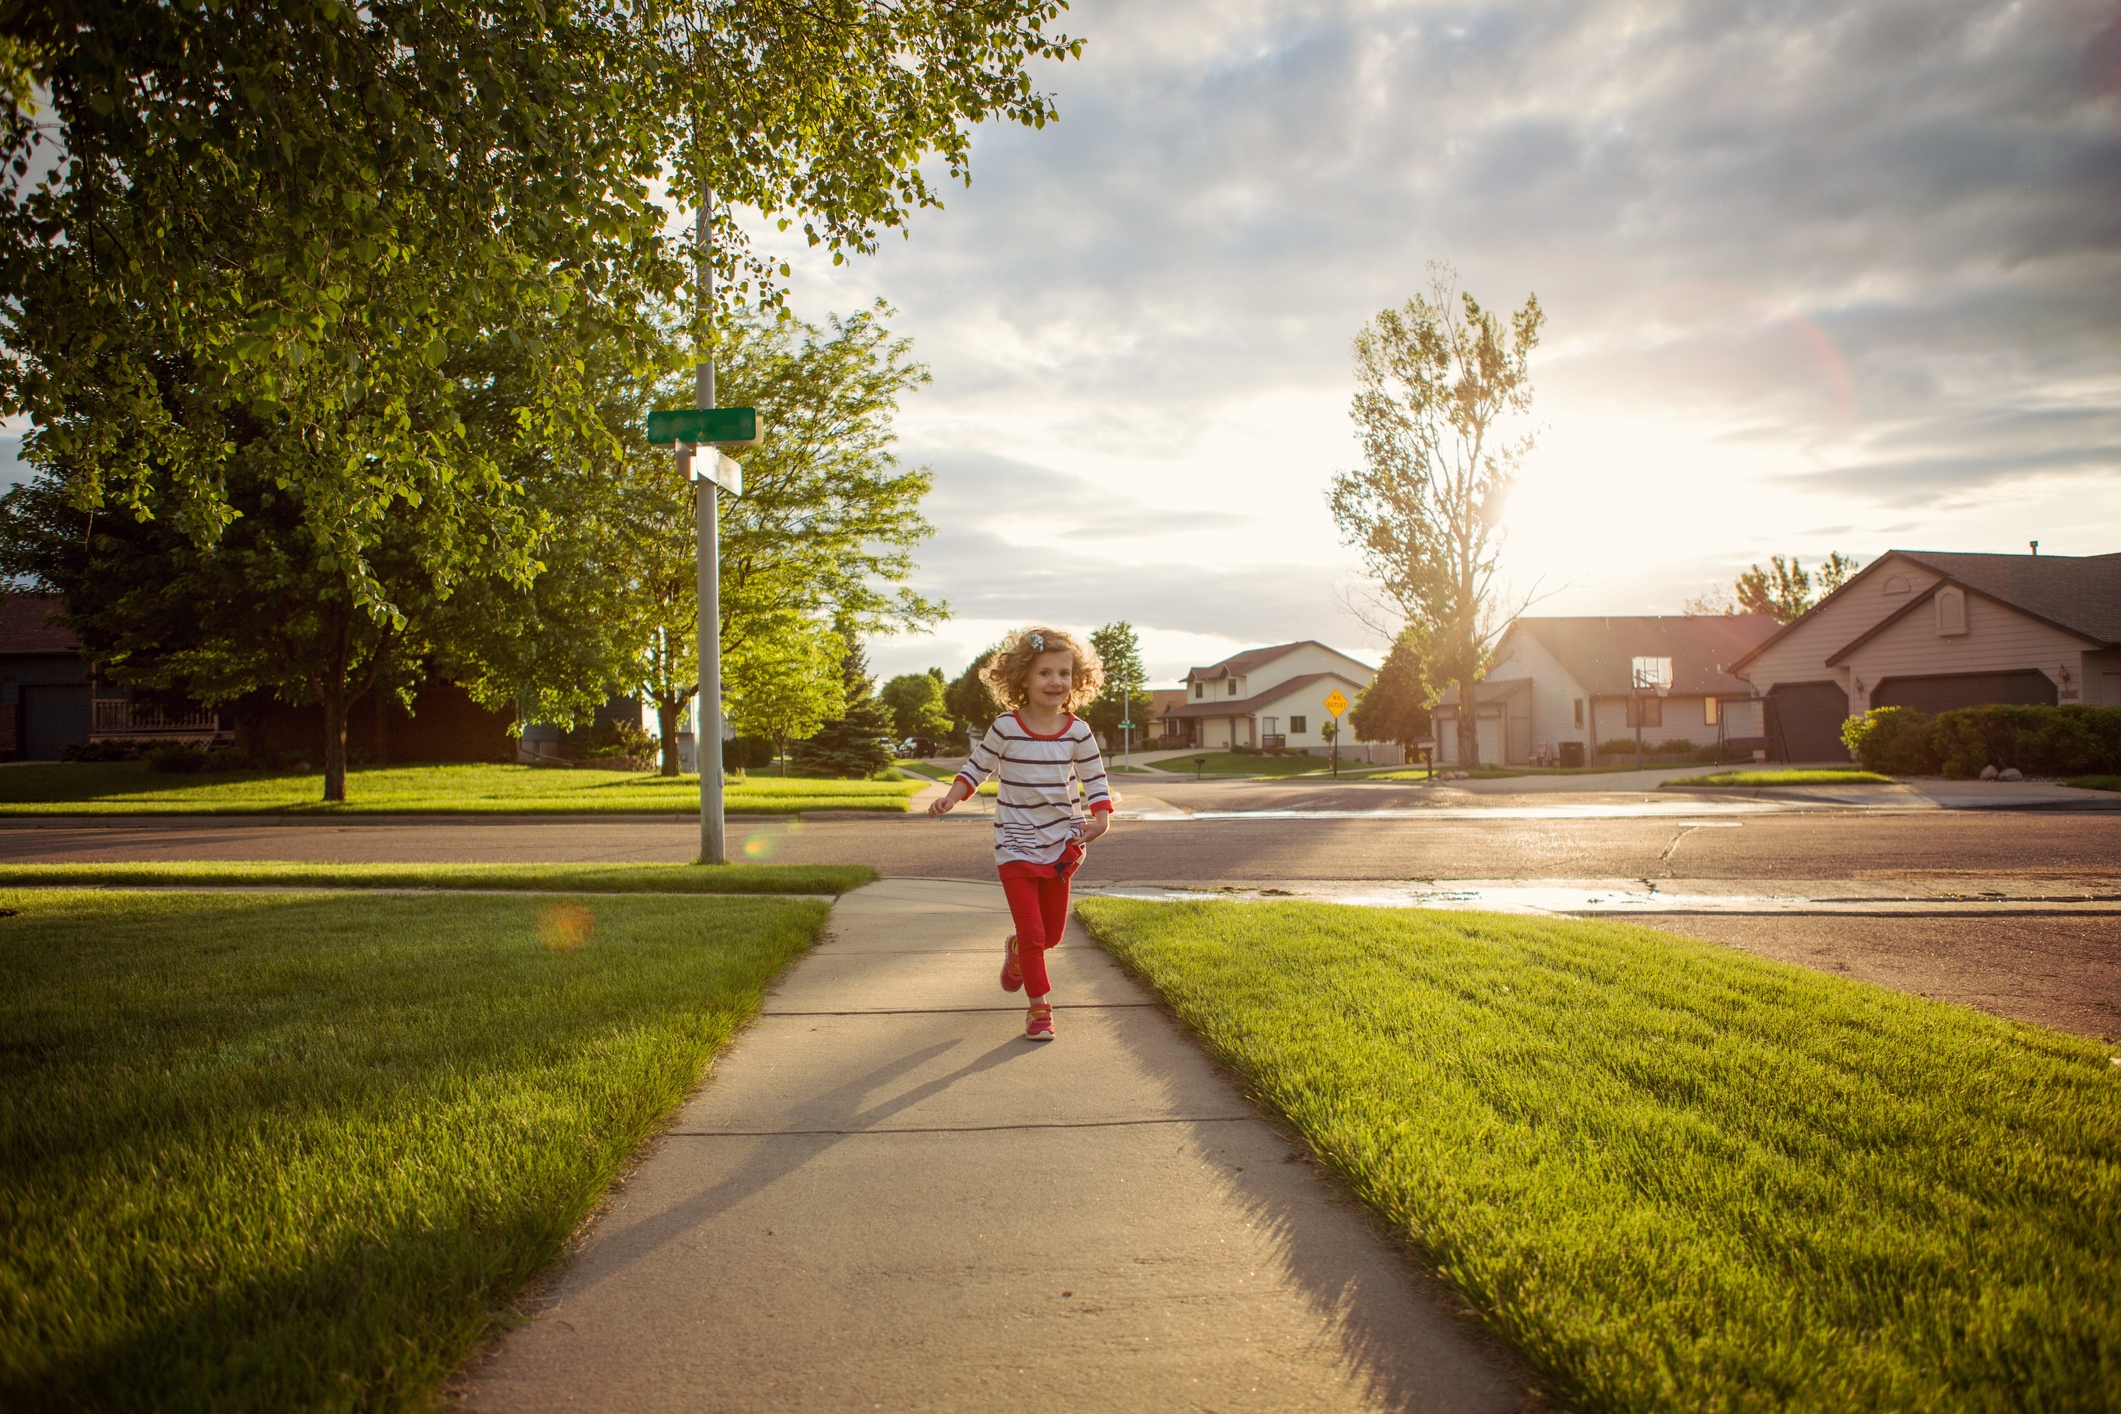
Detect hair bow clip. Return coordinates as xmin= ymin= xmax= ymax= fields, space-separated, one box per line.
xmin=1029 ymin=631 xmax=1045 ymax=651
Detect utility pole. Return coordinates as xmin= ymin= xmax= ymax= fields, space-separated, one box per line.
xmin=695 ymin=191 xmax=724 ymax=865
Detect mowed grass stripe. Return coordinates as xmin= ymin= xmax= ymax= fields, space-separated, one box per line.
xmin=0 ymin=761 xmax=923 ymax=815
xmin=0 ymin=861 xmax=874 ymax=895
xmin=0 ymin=888 xmax=828 ymax=1410
xmin=1075 ymin=899 xmax=2121 ymax=1412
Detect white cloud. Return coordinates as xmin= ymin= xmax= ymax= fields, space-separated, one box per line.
xmin=764 ymin=0 xmax=2120 ymax=679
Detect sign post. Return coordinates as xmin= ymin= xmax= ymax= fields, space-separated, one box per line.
xmin=1116 ymin=672 xmax=1134 ymax=777
xmin=1629 ymin=656 xmax=1672 ymax=775
xmin=1324 ymin=688 xmax=1349 ymax=779
xmin=646 ymin=193 xmax=764 ymax=865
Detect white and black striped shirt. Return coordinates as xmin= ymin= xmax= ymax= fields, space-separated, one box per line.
xmin=956 ymin=712 xmax=1113 ymax=865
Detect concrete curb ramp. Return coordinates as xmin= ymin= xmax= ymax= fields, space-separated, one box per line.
xmin=463 ymin=878 xmax=1527 ymax=1412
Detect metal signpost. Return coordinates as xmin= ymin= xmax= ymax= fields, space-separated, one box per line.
xmin=1116 ymin=673 xmax=1134 ymax=775
xmin=1629 ymin=656 xmax=1672 ymax=773
xmin=644 ymin=197 xmax=762 ymax=865
xmin=1324 ymin=688 xmax=1349 ymax=778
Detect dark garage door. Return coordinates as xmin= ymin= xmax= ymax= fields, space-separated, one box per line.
xmin=20 ymin=684 xmax=91 ymax=760
xmin=1872 ymin=670 xmax=2058 ymax=713
xmin=1767 ymin=680 xmax=1850 ymax=763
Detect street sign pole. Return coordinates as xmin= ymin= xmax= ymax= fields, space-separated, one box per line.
xmin=1323 ymin=688 xmax=1349 ymax=780
xmin=696 ymin=192 xmax=724 ymax=866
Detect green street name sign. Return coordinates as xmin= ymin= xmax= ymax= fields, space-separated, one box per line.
xmin=646 ymin=406 xmax=760 ymax=447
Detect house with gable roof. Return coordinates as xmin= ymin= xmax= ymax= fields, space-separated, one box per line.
xmin=1431 ymin=615 xmax=1781 ymax=766
xmin=1728 ymin=547 xmax=2121 ymax=761
xmin=1158 ymin=641 xmax=1375 ymax=752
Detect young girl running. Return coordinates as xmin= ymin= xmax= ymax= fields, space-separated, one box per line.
xmin=928 ymin=626 xmax=1113 ymax=1041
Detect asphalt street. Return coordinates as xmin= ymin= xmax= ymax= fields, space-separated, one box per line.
xmin=3 ymin=778 xmax=2115 ymax=1041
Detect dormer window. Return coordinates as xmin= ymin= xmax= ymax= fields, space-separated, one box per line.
xmin=1227 ymin=679 xmax=1238 ymax=696
xmin=1193 ymin=681 xmax=1203 ymax=699
xmin=1936 ymin=585 xmax=1968 ymax=636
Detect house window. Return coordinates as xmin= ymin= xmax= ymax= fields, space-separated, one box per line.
xmin=1289 ymin=715 xmax=1307 ymax=734
xmin=1572 ymin=698 xmax=1584 ymax=727
xmin=1625 ymin=697 xmax=1663 ymax=728
xmin=1704 ymin=696 xmax=1719 ymax=726
xmin=1193 ymin=682 xmax=1203 ymax=699
xmin=1227 ymin=679 xmax=1238 ymax=696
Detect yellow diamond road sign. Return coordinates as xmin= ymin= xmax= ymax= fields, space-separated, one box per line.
xmin=1324 ymin=689 xmax=1348 ymax=717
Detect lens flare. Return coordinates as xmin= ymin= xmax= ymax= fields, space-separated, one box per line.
xmin=741 ymin=830 xmax=781 ymax=859
xmin=539 ymin=902 xmax=595 ymax=951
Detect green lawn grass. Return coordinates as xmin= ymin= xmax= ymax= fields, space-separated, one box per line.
xmin=0 ymin=761 xmax=922 ymax=815
xmin=1146 ymin=752 xmax=1329 ymax=777
xmin=0 ymin=887 xmax=828 ymax=1409
xmin=1075 ymin=898 xmax=2121 ymax=1412
xmin=1662 ymin=768 xmax=1894 ymax=788
xmin=893 ymin=759 xmax=959 ymax=782
xmin=0 ymin=860 xmax=872 ymax=895
xmin=2067 ymin=774 xmax=2121 ymax=792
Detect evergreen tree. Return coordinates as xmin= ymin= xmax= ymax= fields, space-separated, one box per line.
xmin=945 ymin=643 xmax=1004 ymax=745
xmin=1350 ymin=631 xmax=1433 ymax=749
xmin=792 ymin=637 xmax=894 ymax=778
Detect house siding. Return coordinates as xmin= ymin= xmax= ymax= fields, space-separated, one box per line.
xmin=1840 ymin=595 xmax=2094 ymax=712
xmin=1742 ymin=557 xmax=1945 ymax=699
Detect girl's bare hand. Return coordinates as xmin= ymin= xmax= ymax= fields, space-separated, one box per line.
xmin=1080 ymin=811 xmax=1110 ymax=843
xmin=928 ymin=795 xmax=954 ymax=818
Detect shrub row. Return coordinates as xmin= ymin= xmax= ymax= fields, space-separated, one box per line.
xmin=1842 ymin=704 xmax=2121 ymax=778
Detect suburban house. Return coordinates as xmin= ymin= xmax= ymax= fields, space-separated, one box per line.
xmin=1145 ymin=688 xmax=1189 ymax=745
xmin=1431 ymin=615 xmax=1781 ymax=766
xmin=0 ymin=590 xmax=513 ymax=762
xmin=1160 ymin=641 xmax=1376 ymax=753
xmin=1729 ymin=548 xmax=2121 ymax=761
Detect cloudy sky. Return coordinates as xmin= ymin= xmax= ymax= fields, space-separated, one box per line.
xmin=741 ymin=0 xmax=2121 ymax=687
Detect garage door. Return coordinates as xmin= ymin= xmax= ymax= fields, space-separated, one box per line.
xmin=1766 ymin=680 xmax=1850 ymax=763
xmin=20 ymin=684 xmax=91 ymax=760
xmin=1872 ymin=670 xmax=2058 ymax=713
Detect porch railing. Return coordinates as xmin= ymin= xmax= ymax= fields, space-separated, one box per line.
xmin=91 ymin=699 xmax=224 ymax=735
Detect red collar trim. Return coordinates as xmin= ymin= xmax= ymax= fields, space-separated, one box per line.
xmin=1011 ymin=709 xmax=1076 ymax=740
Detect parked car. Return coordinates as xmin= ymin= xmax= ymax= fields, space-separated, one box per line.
xmin=896 ymin=736 xmax=941 ymax=758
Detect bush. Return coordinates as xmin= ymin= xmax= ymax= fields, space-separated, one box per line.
xmin=1654 ymin=738 xmax=1698 ymax=755
xmin=61 ymin=739 xmax=144 ymax=762
xmin=1844 ymin=704 xmax=2121 ymax=778
xmin=146 ymin=743 xmax=208 ymax=773
xmin=1596 ymin=738 xmax=1642 ymax=756
xmin=724 ymin=735 xmax=774 ymax=771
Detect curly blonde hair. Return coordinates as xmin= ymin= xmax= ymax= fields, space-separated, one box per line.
xmin=979 ymin=626 xmax=1105 ymax=712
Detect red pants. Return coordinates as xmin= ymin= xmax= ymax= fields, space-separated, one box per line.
xmin=998 ymin=846 xmax=1081 ymax=998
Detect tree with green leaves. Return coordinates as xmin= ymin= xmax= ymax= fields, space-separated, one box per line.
xmin=791 ymin=637 xmax=894 ymax=778
xmin=0 ymin=2 xmax=1077 ymax=798
xmin=1083 ymin=622 xmax=1152 ymax=747
xmin=1705 ymin=552 xmax=1861 ymax=624
xmin=586 ymin=305 xmax=941 ymax=774
xmin=881 ymin=669 xmax=953 ymax=744
xmin=1329 ymin=265 xmax=1543 ymax=767
xmin=725 ymin=616 xmax=846 ymax=776
xmin=946 ymin=644 xmax=1004 ymax=745
xmin=1349 ymin=631 xmax=1432 ymax=752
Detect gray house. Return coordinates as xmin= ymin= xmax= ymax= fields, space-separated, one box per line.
xmin=1431 ymin=615 xmax=1781 ymax=766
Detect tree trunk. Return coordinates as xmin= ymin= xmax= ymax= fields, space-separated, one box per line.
xmin=321 ymin=680 xmax=350 ymax=801
xmin=657 ymin=696 xmax=682 ymax=777
xmin=1456 ymin=674 xmax=1479 ymax=766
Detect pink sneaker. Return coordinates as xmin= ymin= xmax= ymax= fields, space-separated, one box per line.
xmin=1000 ymin=933 xmax=1023 ymax=992
xmin=1025 ymin=1002 xmax=1054 ymax=1041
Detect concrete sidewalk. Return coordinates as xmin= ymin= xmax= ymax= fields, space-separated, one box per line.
xmin=462 ymin=878 xmax=1527 ymax=1412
